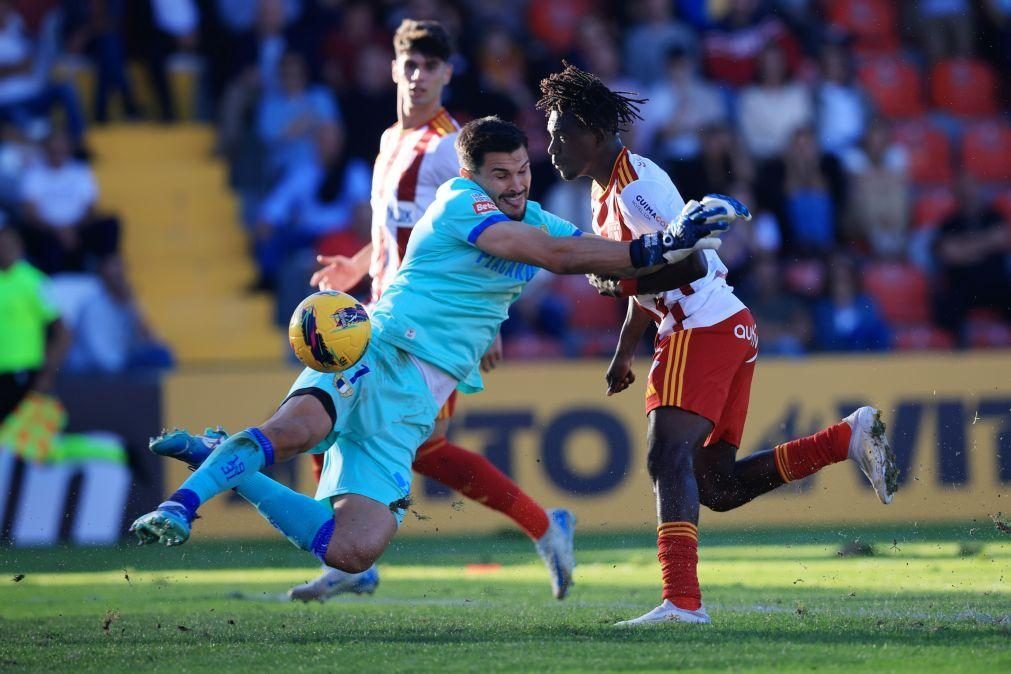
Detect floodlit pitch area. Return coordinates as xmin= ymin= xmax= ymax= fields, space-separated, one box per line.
xmin=2 ymin=525 xmax=1008 ymax=673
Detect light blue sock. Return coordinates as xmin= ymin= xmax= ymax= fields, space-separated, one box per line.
xmin=162 ymin=428 xmax=275 ymax=523
xmin=233 ymin=472 xmax=335 ymax=561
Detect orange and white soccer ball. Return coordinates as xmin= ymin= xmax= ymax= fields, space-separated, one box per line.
xmin=288 ymin=291 xmax=371 ymax=372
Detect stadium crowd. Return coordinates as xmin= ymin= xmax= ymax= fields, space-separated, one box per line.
xmin=1 ymin=0 xmax=1009 ymax=374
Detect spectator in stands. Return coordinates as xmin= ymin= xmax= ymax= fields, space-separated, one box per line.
xmin=217 ymin=0 xmax=304 ymax=157
xmin=816 ymin=41 xmax=869 ymax=157
xmin=319 ymin=0 xmax=389 ymax=92
xmin=933 ymin=171 xmax=1011 ymax=339
xmin=667 ymin=122 xmax=754 ymax=206
xmin=0 ymin=0 xmax=86 ymax=149
xmin=0 ymin=221 xmax=70 ymax=425
xmin=0 ymin=120 xmax=39 ymax=207
xmin=251 ymin=123 xmax=369 ymax=292
xmin=52 ymin=255 xmax=173 ymax=374
xmin=781 ymin=126 xmax=845 ymax=253
xmin=738 ymin=254 xmax=811 ymax=356
xmin=63 ymin=0 xmax=141 ymax=124
xmin=737 ymin=41 xmax=812 ymax=161
xmin=256 ymin=50 xmax=339 ymax=179
xmin=526 ymin=0 xmax=596 ymax=59
xmin=18 ymin=129 xmax=119 ymax=274
xmin=812 ymin=254 xmax=892 ymax=352
xmin=124 ymin=0 xmax=199 ymax=122
xmin=638 ymin=45 xmax=726 ymax=163
xmin=715 ymin=181 xmax=781 ymax=275
xmin=842 ymin=117 xmax=910 ymax=257
xmin=914 ymin=0 xmax=974 ymax=61
xmin=621 ymin=0 xmax=697 ymax=86
xmin=702 ymin=0 xmax=802 ymax=87
xmin=335 ymin=42 xmax=396 ymax=162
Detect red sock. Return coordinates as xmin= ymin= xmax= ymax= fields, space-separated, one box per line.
xmin=412 ymin=438 xmax=550 ymax=540
xmin=310 ymin=452 xmax=325 ymax=483
xmin=658 ymin=522 xmax=701 ymax=610
xmin=774 ymin=421 xmax=852 ymax=483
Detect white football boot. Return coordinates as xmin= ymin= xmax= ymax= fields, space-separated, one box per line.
xmin=614 ymin=599 xmax=711 ymax=626
xmin=535 ymin=508 xmax=577 ymax=600
xmin=288 ymin=564 xmax=379 ymax=601
xmin=844 ymin=406 xmax=898 ymax=504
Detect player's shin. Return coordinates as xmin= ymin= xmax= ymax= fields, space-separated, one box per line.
xmin=233 ymin=472 xmax=335 ymax=561
xmin=161 ymin=427 xmax=277 ymax=524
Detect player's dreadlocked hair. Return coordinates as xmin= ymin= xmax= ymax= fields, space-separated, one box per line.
xmin=536 ymin=62 xmax=646 ymax=136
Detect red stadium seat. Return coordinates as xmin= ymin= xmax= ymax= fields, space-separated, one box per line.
xmin=993 ymin=191 xmax=1011 ymax=224
xmin=961 ymin=121 xmax=1011 ymax=183
xmin=575 ymin=329 xmax=622 ymax=358
xmin=825 ymin=0 xmax=899 ymax=53
xmin=858 ymin=56 xmax=925 ymax=119
xmin=783 ymin=258 xmax=826 ymax=297
xmin=912 ymin=186 xmax=957 ymax=231
xmin=929 ymin=58 xmax=998 ymax=117
xmin=893 ymin=121 xmax=952 ymax=185
xmin=863 ymin=261 xmax=930 ymax=324
xmin=553 ymin=275 xmax=624 ymax=330
xmin=966 ymin=317 xmax=1011 ymax=349
xmin=893 ymin=324 xmax=955 ymax=351
xmin=502 ymin=334 xmax=565 ymax=360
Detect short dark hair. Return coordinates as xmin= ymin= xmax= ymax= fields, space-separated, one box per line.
xmin=393 ymin=19 xmax=453 ymax=61
xmin=537 ymin=62 xmax=646 ymax=136
xmin=455 ymin=116 xmax=528 ymax=172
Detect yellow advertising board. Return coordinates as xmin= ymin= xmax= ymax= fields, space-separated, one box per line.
xmin=163 ymin=352 xmax=1010 ymax=538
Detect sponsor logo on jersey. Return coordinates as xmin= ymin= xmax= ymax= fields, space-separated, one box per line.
xmin=734 ymin=323 xmax=759 ymax=348
xmin=634 ymin=193 xmax=666 ymax=226
xmin=472 ymin=192 xmax=497 ymax=214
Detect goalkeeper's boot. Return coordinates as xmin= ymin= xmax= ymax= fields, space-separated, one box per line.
xmin=844 ymin=406 xmax=898 ymax=504
xmin=129 ymin=503 xmax=191 ymax=546
xmin=288 ymin=564 xmax=380 ymax=601
xmin=150 ymin=427 xmax=228 ymax=467
xmin=614 ymin=600 xmax=711 ymax=626
xmin=535 ymin=508 xmax=577 ymax=600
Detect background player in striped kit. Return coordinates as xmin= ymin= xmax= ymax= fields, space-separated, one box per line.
xmin=266 ymin=19 xmax=577 ymax=601
xmin=537 ymin=64 xmax=899 ymax=626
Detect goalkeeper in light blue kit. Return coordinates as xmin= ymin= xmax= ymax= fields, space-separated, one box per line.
xmin=130 ymin=117 xmax=748 ymax=593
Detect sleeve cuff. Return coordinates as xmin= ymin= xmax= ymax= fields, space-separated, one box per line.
xmin=467 ymin=213 xmax=510 ymax=244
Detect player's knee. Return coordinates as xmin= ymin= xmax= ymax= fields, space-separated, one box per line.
xmin=324 ymin=541 xmax=380 ymax=574
xmin=646 ymin=441 xmax=694 ymax=481
xmin=698 ymin=490 xmax=736 ymax=512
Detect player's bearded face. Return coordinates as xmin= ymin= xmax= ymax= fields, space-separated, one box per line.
xmin=471 ymin=149 xmax=531 ymax=221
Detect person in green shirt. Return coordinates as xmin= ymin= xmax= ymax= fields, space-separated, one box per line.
xmin=0 ymin=222 xmax=71 ymax=424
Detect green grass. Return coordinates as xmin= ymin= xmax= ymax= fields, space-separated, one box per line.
xmin=2 ymin=523 xmax=1008 ymax=673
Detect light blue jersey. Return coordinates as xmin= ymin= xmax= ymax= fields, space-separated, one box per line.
xmin=371 ymin=177 xmax=581 ymax=393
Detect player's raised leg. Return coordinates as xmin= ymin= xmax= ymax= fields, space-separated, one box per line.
xmin=694 ymin=406 xmax=897 ymax=512
xmin=131 ymin=394 xmax=335 ymax=547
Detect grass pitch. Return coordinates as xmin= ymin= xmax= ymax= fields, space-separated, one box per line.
xmin=2 ymin=523 xmax=1008 ymax=673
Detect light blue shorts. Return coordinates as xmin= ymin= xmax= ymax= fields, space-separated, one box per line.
xmin=284 ymin=334 xmax=441 ymax=524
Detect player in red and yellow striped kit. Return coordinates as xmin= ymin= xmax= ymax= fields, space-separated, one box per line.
xmin=538 ymin=64 xmax=898 ymax=625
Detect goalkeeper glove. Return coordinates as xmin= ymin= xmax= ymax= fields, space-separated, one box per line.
xmin=628 ymin=193 xmax=750 ymax=267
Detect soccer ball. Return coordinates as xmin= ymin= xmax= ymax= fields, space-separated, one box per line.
xmin=288 ymin=291 xmax=372 ymax=372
